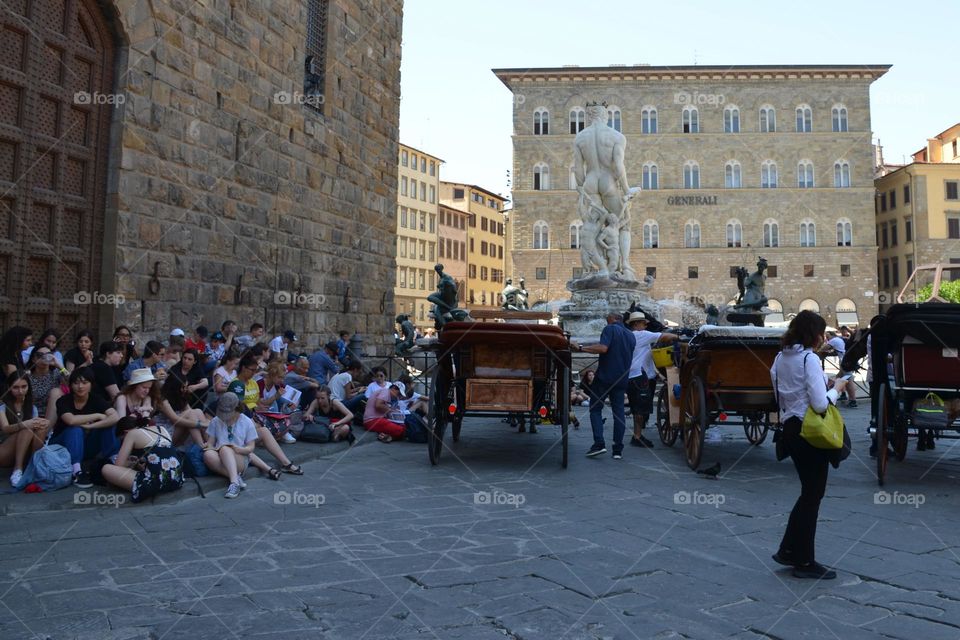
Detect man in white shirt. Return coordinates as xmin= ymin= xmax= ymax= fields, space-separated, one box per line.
xmin=269 ymin=329 xmax=297 ymax=360
xmin=821 ymin=331 xmax=856 ymax=407
xmin=329 ymin=359 xmax=366 ymax=415
xmin=625 ymin=311 xmax=679 ymax=447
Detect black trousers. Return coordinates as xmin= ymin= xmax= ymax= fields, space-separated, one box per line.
xmin=779 ymin=416 xmax=831 ymax=565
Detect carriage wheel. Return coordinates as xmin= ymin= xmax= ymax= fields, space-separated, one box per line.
xmin=656 ymin=385 xmax=677 ymax=447
xmin=892 ymin=415 xmax=908 ymax=462
xmin=428 ymin=371 xmax=448 ymax=466
xmin=743 ymin=413 xmax=769 ymax=445
xmin=682 ymin=377 xmax=707 ymax=470
xmin=450 ymin=382 xmax=462 ymax=442
xmin=876 ymin=383 xmax=889 ymax=486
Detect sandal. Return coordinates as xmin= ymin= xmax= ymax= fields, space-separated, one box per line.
xmin=266 ymin=467 xmax=281 ymax=481
xmin=377 ymin=433 xmax=393 ymax=443
xmin=280 ymin=463 xmax=303 ymax=475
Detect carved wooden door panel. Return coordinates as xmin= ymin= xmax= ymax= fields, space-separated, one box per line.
xmin=0 ymin=0 xmax=114 ymax=339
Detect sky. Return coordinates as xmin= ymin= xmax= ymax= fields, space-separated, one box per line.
xmin=398 ymin=0 xmax=959 ymax=201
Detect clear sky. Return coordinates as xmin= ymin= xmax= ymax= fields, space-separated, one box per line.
xmin=398 ymin=0 xmax=959 ymax=201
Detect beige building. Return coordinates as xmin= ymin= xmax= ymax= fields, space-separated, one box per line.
xmin=438 ymin=204 xmax=469 ymax=304
xmin=875 ymin=122 xmax=960 ymax=309
xmin=395 ymin=144 xmax=442 ymax=330
xmin=439 ymin=182 xmax=507 ymax=310
xmin=494 ymin=64 xmax=891 ymax=327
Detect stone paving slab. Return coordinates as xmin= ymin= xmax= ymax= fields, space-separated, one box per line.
xmin=2 ymin=402 xmax=960 ymax=638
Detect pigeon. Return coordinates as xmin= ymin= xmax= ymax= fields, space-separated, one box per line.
xmin=697 ymin=462 xmax=721 ymax=479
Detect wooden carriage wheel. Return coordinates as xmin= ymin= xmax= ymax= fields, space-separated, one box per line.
xmin=682 ymin=377 xmax=707 ymax=470
xmin=892 ymin=414 xmax=908 ymax=462
xmin=743 ymin=413 xmax=770 ymax=445
xmin=876 ymin=383 xmax=889 ymax=486
xmin=428 ymin=368 xmax=450 ymax=465
xmin=656 ymin=384 xmax=678 ymax=446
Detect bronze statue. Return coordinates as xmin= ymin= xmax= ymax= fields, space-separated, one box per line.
xmin=735 ymin=257 xmax=769 ymax=311
xmin=395 ymin=314 xmax=415 ymax=355
xmin=427 ymin=263 xmax=465 ymax=329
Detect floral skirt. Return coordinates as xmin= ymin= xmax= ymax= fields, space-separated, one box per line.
xmin=131 ymin=447 xmax=184 ymax=503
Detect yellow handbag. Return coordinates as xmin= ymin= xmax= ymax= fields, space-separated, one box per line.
xmin=801 ymin=404 xmax=845 ymax=449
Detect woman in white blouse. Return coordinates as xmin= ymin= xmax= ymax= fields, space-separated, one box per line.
xmin=770 ymin=310 xmax=848 ymax=580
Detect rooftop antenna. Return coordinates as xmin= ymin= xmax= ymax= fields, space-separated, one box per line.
xmin=693 ymin=49 xmax=699 ymax=65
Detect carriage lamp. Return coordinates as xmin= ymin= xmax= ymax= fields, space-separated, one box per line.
xmin=538 ymin=406 xmax=548 ymax=418
xmin=448 ymin=403 xmax=457 ymax=415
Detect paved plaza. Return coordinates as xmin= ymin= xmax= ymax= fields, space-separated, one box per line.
xmin=2 ymin=401 xmax=960 ymax=640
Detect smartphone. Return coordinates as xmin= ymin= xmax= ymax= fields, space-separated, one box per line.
xmin=836 ymin=373 xmax=854 ymax=381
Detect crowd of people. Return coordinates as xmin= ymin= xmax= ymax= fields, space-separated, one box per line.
xmin=0 ymin=321 xmax=427 ymax=500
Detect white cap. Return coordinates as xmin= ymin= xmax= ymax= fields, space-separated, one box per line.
xmin=170 ymin=328 xmax=185 ymax=337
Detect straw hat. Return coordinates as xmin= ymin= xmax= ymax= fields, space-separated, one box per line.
xmin=127 ymin=368 xmax=157 ymax=387
xmin=626 ymin=311 xmax=648 ymax=325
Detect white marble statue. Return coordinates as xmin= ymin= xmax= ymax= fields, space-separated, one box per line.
xmin=573 ymin=102 xmax=640 ymax=280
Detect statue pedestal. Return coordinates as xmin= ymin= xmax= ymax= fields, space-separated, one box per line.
xmin=558 ymin=275 xmax=655 ymax=343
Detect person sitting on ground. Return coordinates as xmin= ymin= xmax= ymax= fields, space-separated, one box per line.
xmin=156 ymin=367 xmax=208 ymax=448
xmin=163 ymin=341 xmax=183 ymax=370
xmin=49 ymin=367 xmax=121 ymax=486
xmin=571 ymin=370 xmax=591 ymax=406
xmin=364 ymin=367 xmax=390 ymax=400
xmin=213 ymin=352 xmax=241 ymax=396
xmin=112 ymin=326 xmax=138 ymax=382
xmin=336 ymin=330 xmax=351 ymax=362
xmin=363 ymin=382 xmax=405 ymax=443
xmin=122 ymin=340 xmax=167 ymax=383
xmin=235 ymin=323 xmax=265 ymax=351
xmin=26 ymin=347 xmax=63 ymax=419
xmin=219 ymin=320 xmax=238 ymax=354
xmin=308 ymin=341 xmax=340 ymax=384
xmin=202 ymin=393 xmax=260 ymax=499
xmin=168 ymin=328 xmax=186 ymax=350
xmin=202 ymin=331 xmax=228 ymax=375
xmin=185 ymin=325 xmax=208 ymax=355
xmin=576 ymin=369 xmax=597 ymax=406
xmin=246 ymin=343 xmax=269 ymax=379
xmin=90 ymin=342 xmax=125 ymax=405
xmin=115 ymin=368 xmax=159 ymax=421
xmin=63 ymin=330 xmax=95 ymax=373
xmin=303 ymin=385 xmax=354 ymax=443
xmin=269 ymin=329 xmax=298 ymax=361
xmin=396 ymin=374 xmax=428 ymax=416
xmin=22 ymin=328 xmax=64 ymax=369
xmin=0 ymin=372 xmax=50 ymax=487
xmin=284 ymin=356 xmax=321 ymax=411
xmin=166 ymin=348 xmax=209 ymax=409
xmin=101 ymin=415 xmax=183 ymax=502
xmin=329 ymin=359 xmax=366 ymax=416
xmin=0 ymin=326 xmax=32 ymax=379
xmin=226 ymin=354 xmax=303 ymax=477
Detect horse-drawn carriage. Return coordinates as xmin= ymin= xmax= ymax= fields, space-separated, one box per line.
xmin=655 ymin=325 xmax=785 ymax=469
xmin=424 ymin=315 xmax=573 ymax=467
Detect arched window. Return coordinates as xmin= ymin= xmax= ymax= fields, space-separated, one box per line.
xmin=832 ymin=104 xmax=848 ymax=132
xmin=834 ymin=160 xmax=851 ymax=188
xmin=761 ymin=160 xmax=778 ymax=188
xmin=766 ymin=299 xmax=785 ymax=323
xmin=759 ymin=105 xmax=776 ymax=133
xmin=642 ymin=162 xmax=659 ymax=190
xmin=797 ymin=160 xmax=815 ymax=188
xmin=683 ymin=160 xmax=700 ymax=189
xmin=836 ymin=298 xmax=858 ymax=326
xmin=723 ymin=105 xmax=740 ymax=133
xmin=682 ymin=106 xmax=699 ymax=133
xmin=569 ymin=222 xmax=582 ymax=249
xmin=726 ymin=219 xmax=743 ymax=247
xmin=569 ymin=107 xmax=585 ymax=134
xmin=642 ymin=219 xmax=659 ymax=249
xmin=800 ymin=219 xmax=816 ymax=247
xmin=607 ymin=106 xmax=622 ymax=132
xmin=533 ymin=107 xmax=549 ymax=135
xmin=684 ymin=220 xmax=701 ymax=248
xmin=724 ymin=161 xmax=741 ymax=188
xmin=533 ymin=221 xmax=549 ymax=249
xmin=796 ymin=104 xmax=813 ymax=132
xmin=763 ymin=218 xmax=779 ymax=247
xmin=569 ymin=166 xmax=577 ymax=190
xmin=533 ymin=162 xmax=550 ymax=190
xmin=641 ymin=106 xmax=657 ymax=134
xmin=799 ymin=298 xmax=820 ymax=313
xmin=836 ymin=218 xmax=853 ymax=246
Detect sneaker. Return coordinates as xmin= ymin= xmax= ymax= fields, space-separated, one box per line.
xmin=846 ymin=400 xmax=858 ymax=408
xmin=586 ymin=444 xmax=607 ymax=458
xmin=236 ymin=476 xmax=247 ymax=490
xmin=792 ymin=562 xmax=836 ymax=580
xmin=612 ymin=452 xmax=623 ymax=460
xmin=630 ymin=435 xmax=654 ymax=448
xmin=74 ymin=471 xmax=93 ymax=489
xmin=9 ymin=469 xmax=23 ymax=487
xmin=224 ymin=483 xmax=241 ymax=499
xmin=282 ymin=432 xmax=297 ymax=444
xmin=772 ymin=551 xmax=801 ymax=567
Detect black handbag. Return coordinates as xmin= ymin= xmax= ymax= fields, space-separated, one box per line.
xmin=298 ymin=416 xmax=333 ymax=443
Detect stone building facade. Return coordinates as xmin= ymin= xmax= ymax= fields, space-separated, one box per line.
xmin=494 ymin=64 xmax=890 ymax=327
xmin=0 ymin=0 xmax=402 ymax=352
xmin=875 ymin=122 xmax=960 ymax=308
xmin=394 ymin=143 xmax=441 ymax=331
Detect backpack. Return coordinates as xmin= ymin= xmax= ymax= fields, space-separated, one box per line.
xmin=913 ymin=393 xmax=948 ymax=429
xmin=14 ymin=445 xmax=73 ymax=492
xmin=403 ymin=413 xmax=429 ymax=443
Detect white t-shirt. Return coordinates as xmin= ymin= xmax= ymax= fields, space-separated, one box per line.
xmin=398 ymin=392 xmax=422 ymax=415
xmin=365 ymin=380 xmax=389 ymax=399
xmin=214 ymin=366 xmax=237 ymax=387
xmin=329 ymin=372 xmax=353 ymax=402
xmin=268 ymin=335 xmax=286 ymax=355
xmin=206 ymin=413 xmax=258 ymax=450
xmin=629 ymin=330 xmax=663 ymax=379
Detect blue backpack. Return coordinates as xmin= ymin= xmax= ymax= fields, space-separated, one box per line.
xmin=15 ymin=445 xmax=73 ymax=492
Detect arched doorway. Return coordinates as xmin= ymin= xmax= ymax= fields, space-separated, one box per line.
xmin=799 ymin=298 xmax=820 ymax=313
xmin=0 ymin=0 xmax=117 ymax=338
